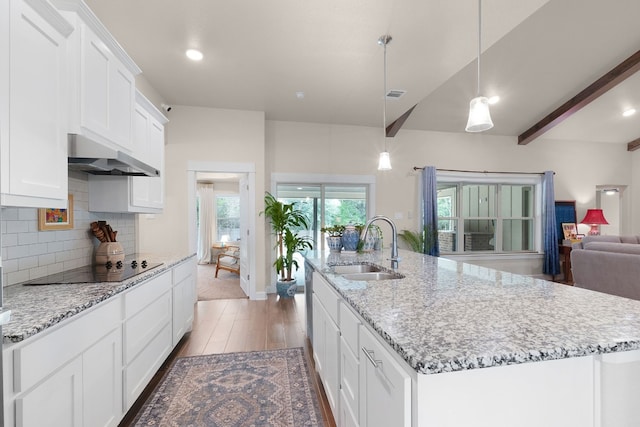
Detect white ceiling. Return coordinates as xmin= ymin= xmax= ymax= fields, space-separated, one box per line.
xmin=85 ymin=0 xmax=640 ymax=145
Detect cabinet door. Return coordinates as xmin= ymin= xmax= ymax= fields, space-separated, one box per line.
xmin=3 ymin=0 xmax=69 ymax=207
xmin=81 ymin=23 xmax=134 ymax=151
xmin=172 ymin=276 xmax=195 ymax=346
xmin=324 ymin=314 xmax=340 ymax=415
xmin=81 ymin=24 xmax=110 ymax=139
xmin=16 ymin=357 xmax=83 ymax=427
xmin=83 ymin=328 xmax=123 ymax=427
xmin=312 ymin=294 xmax=325 ymax=377
xmin=109 ymin=61 xmax=134 ymax=151
xmin=360 ymin=327 xmax=411 ymax=427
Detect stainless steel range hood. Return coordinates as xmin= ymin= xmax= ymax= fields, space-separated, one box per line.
xmin=68 ymin=134 xmax=160 ymax=177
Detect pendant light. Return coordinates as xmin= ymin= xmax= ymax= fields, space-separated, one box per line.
xmin=465 ymin=0 xmax=493 ymax=132
xmin=378 ymin=34 xmax=392 ymax=171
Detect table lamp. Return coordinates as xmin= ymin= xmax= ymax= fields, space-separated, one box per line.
xmin=220 ymin=235 xmax=230 ymax=247
xmin=580 ymin=209 xmax=609 ymax=236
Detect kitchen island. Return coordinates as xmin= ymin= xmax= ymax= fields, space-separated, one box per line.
xmin=305 ymin=249 xmax=640 ymax=427
xmin=2 ymin=253 xmax=197 ymax=427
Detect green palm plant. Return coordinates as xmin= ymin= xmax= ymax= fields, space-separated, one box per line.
xmin=262 ymin=192 xmax=312 ymax=281
xmin=399 ymin=225 xmax=439 ymax=254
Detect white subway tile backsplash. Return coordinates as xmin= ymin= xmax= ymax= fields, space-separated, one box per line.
xmin=38 ymin=253 xmax=56 ymax=266
xmin=7 ymin=245 xmax=29 ymax=260
xmin=5 ymin=221 xmax=29 ymax=234
xmin=18 ymin=232 xmax=38 ymax=246
xmin=8 ymin=270 xmax=29 ymax=285
xmin=2 ymin=176 xmax=136 ymax=286
xmin=18 ymin=256 xmax=39 ymax=270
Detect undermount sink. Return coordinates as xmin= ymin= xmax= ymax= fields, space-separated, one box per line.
xmin=332 ymin=264 xmax=382 ymax=274
xmin=340 ymin=271 xmax=405 ymax=281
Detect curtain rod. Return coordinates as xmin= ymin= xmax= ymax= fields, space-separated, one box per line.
xmin=412 ymin=167 xmax=553 ymax=175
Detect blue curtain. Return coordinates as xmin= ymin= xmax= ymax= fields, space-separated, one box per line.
xmin=422 ymin=166 xmax=439 ymax=256
xmin=542 ymin=171 xmax=560 ymax=275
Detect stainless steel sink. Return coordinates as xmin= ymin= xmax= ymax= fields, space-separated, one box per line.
xmin=332 ymin=264 xmax=382 ymax=274
xmin=340 ymin=271 xmax=405 ymax=281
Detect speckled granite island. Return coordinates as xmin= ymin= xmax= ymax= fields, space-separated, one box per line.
xmin=2 ymin=253 xmax=197 ymax=427
xmin=305 ymin=249 xmax=640 ymax=427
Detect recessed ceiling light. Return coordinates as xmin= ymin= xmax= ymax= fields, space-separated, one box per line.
xmin=296 ymin=91 xmax=305 ymax=99
xmin=185 ymin=49 xmax=203 ymax=61
xmin=623 ymin=108 xmax=636 ymax=117
xmin=488 ymin=95 xmax=500 ymax=105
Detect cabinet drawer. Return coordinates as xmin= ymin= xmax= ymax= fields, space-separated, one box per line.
xmin=14 ymin=298 xmax=120 ymax=393
xmin=124 ymin=270 xmax=171 ymax=318
xmin=340 ymin=303 xmax=361 ymax=358
xmin=173 ymin=257 xmax=196 ymax=284
xmin=124 ymin=290 xmax=172 ymax=364
xmin=313 ymin=272 xmax=339 ymax=324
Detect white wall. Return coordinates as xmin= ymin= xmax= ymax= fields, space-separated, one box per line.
xmin=266 ymin=120 xmax=633 ymax=274
xmin=137 ymin=106 xmax=267 ymax=291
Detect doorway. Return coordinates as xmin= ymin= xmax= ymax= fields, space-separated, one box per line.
xmin=187 ymin=161 xmax=257 ymax=300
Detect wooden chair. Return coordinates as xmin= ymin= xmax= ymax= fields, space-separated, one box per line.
xmin=215 ymin=247 xmax=240 ymax=278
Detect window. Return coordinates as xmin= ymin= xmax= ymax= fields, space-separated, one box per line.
xmin=276 ymin=183 xmax=369 ymax=250
xmin=436 ymin=172 xmax=540 ymax=254
xmin=216 ymin=195 xmax=240 ymax=242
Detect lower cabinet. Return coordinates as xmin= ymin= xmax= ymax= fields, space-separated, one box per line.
xmin=3 ymin=256 xmax=197 ymax=427
xmin=311 ymin=271 xmax=411 ymax=427
xmin=172 ymin=257 xmax=196 ymax=346
xmin=359 ymin=326 xmax=411 ymax=427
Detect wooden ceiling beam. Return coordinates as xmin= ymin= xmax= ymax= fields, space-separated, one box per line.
xmin=627 ymin=137 xmax=640 ymax=152
xmin=386 ymin=104 xmax=417 ymax=137
xmin=518 ymin=49 xmax=640 ymax=145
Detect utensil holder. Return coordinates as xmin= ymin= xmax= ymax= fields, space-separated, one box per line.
xmin=95 ymin=242 xmax=125 ymax=265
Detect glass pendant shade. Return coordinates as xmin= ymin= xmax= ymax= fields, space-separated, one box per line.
xmin=378 ymin=151 xmax=392 ymax=171
xmin=465 ymin=96 xmax=494 ymax=132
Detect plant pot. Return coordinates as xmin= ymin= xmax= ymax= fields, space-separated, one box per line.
xmin=276 ymin=279 xmax=297 ymax=298
xmin=341 ymin=224 xmax=359 ymax=252
xmin=326 ymin=235 xmax=342 ymax=252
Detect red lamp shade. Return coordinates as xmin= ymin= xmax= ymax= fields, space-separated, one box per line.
xmin=580 ymin=209 xmax=609 ymax=235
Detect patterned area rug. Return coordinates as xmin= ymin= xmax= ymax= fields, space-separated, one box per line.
xmin=197 ymin=264 xmax=247 ymax=300
xmin=133 ymin=348 xmax=324 ymax=426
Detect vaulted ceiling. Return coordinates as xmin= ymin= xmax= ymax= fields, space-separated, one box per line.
xmin=86 ymin=0 xmax=640 ymax=146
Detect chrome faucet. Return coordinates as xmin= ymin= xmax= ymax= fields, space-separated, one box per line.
xmin=360 ymin=215 xmax=399 ymax=269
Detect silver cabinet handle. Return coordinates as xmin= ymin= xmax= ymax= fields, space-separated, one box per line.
xmin=362 ymin=346 xmax=382 ymax=368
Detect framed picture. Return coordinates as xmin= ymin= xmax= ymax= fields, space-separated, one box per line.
xmin=38 ymin=194 xmax=74 ymax=231
xmin=561 ymin=222 xmax=577 ymax=239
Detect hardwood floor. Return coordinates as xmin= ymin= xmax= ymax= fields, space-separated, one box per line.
xmin=118 ymin=294 xmax=337 ymax=427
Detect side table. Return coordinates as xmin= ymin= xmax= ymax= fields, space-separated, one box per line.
xmin=558 ymin=245 xmax=573 ymax=285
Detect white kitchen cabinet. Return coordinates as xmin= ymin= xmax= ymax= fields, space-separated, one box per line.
xmin=359 ymin=326 xmax=411 ymax=427
xmin=172 ymin=257 xmax=196 ymax=346
xmin=123 ymin=270 xmax=173 ymax=409
xmin=312 ymin=272 xmax=341 ymax=416
xmin=53 ymin=0 xmax=140 ymax=152
xmin=10 ymin=298 xmax=123 ymax=427
xmin=340 ymin=304 xmax=361 ymax=426
xmin=87 ymin=91 xmax=166 ymax=213
xmin=15 ymin=356 xmax=83 ymax=427
xmin=83 ymin=328 xmax=123 ymax=427
xmin=0 ymin=0 xmax=72 ymax=208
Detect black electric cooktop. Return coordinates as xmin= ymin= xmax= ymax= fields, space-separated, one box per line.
xmin=24 ymin=256 xmax=163 ymax=285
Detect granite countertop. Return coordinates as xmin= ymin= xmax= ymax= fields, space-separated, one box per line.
xmin=2 ymin=253 xmax=196 ymax=344
xmin=305 ymin=249 xmax=640 ymax=375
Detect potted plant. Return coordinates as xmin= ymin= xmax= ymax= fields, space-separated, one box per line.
xmin=356 ymin=223 xmax=382 ymax=252
xmin=262 ymin=192 xmax=313 ymax=297
xmin=320 ymin=224 xmax=345 ymax=252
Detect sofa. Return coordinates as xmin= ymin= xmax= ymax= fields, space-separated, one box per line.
xmin=570 ymin=235 xmax=640 ymax=300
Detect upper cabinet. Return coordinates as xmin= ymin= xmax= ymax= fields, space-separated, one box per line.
xmin=0 ymin=0 xmax=73 ymax=208
xmin=88 ymin=91 xmax=166 ymax=213
xmin=52 ymin=0 xmax=141 ymax=153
